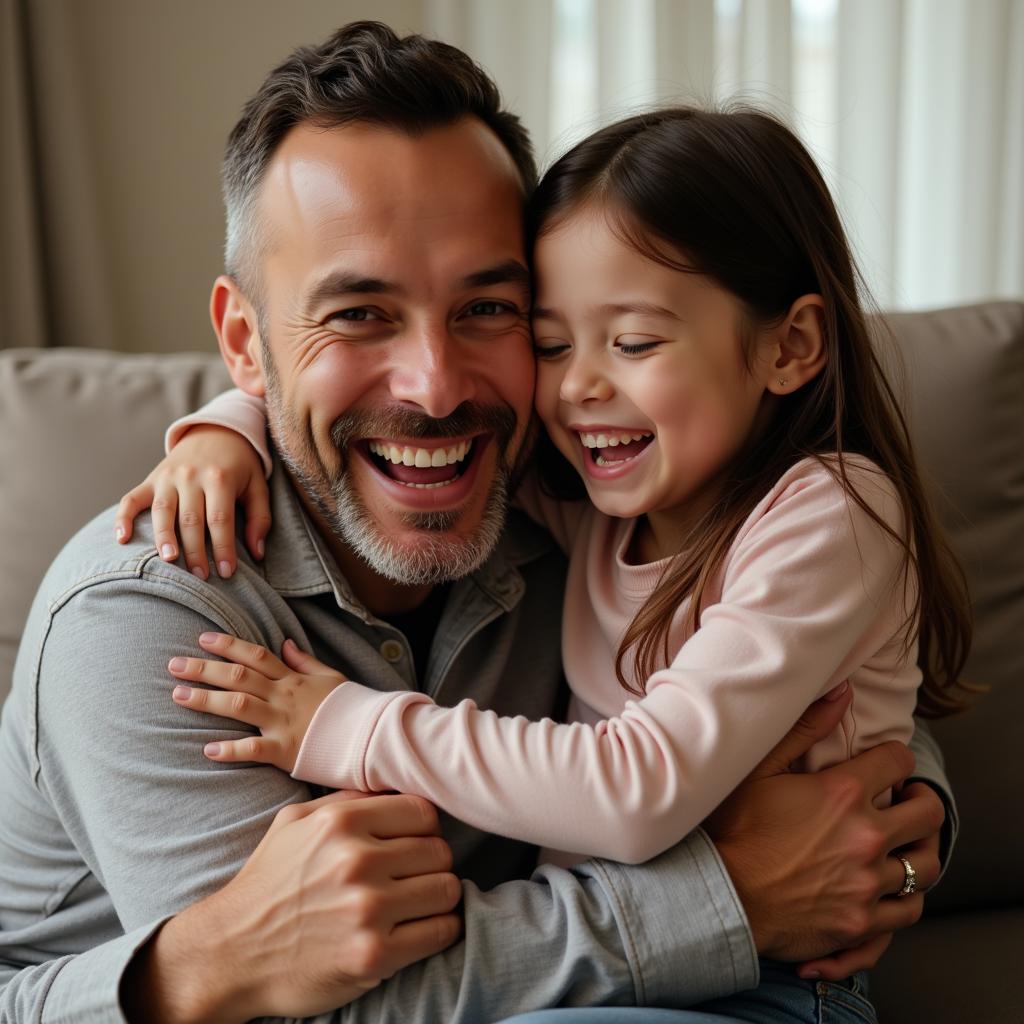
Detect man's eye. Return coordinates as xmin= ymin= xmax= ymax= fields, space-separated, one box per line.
xmin=466 ymin=300 xmax=517 ymax=318
xmin=330 ymin=307 xmax=380 ymax=323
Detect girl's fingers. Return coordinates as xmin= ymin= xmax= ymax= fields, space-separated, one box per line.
xmin=197 ymin=633 xmax=289 ymax=680
xmin=172 ymin=681 xmax=274 ymax=728
xmin=150 ymin=486 xmax=182 ymax=563
xmin=205 ymin=481 xmax=239 ymax=579
xmin=282 ymin=638 xmax=347 ymax=679
xmin=201 ymin=734 xmax=284 ymax=767
xmin=168 ymin=655 xmax=274 ymax=700
xmin=176 ymin=483 xmax=210 ymax=579
xmin=798 ymin=932 xmax=893 ymax=981
xmin=115 ymin=481 xmax=155 ymax=544
xmin=242 ymin=477 xmax=272 ymax=561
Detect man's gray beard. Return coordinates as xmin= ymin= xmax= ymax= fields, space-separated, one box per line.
xmin=265 ymin=388 xmax=513 ymax=586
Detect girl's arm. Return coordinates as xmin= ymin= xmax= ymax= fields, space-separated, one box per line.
xmin=172 ymin=459 xmax=918 ymax=864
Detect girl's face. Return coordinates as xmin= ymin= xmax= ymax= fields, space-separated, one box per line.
xmin=532 ymin=206 xmax=778 ymax=555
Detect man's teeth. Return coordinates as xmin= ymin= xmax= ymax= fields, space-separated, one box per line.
xmin=368 ymin=440 xmax=472 ymax=467
xmin=579 ymin=431 xmax=652 ymax=449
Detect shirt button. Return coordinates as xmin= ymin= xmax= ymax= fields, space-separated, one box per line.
xmin=379 ymin=639 xmax=405 ymax=663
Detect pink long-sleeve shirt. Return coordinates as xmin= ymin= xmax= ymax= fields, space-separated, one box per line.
xmin=169 ymin=392 xmax=920 ymax=864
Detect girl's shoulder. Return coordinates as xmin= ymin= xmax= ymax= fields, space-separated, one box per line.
xmin=756 ymin=453 xmax=904 ymax=533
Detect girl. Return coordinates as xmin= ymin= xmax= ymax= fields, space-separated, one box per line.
xmin=121 ymin=107 xmax=970 ymax=1022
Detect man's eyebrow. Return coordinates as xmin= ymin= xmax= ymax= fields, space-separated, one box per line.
xmin=303 ymin=272 xmax=403 ymax=316
xmin=458 ymin=260 xmax=531 ymax=291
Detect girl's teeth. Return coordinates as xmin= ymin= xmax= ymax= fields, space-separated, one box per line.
xmin=579 ymin=431 xmax=653 ymax=449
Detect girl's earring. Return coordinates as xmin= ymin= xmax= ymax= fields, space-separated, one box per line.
xmin=777 ymin=377 xmax=788 ymax=387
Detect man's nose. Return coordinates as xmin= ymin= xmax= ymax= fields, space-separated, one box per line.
xmin=559 ymin=351 xmax=614 ymax=406
xmin=388 ymin=327 xmax=476 ymax=419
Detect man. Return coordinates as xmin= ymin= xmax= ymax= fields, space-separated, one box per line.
xmin=0 ymin=22 xmax=949 ymax=1024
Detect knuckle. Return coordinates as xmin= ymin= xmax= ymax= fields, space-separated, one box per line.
xmin=825 ymin=772 xmax=864 ymax=810
xmin=208 ymin=507 xmax=232 ymax=526
xmin=346 ymin=932 xmax=386 ymax=979
xmin=432 ymin=835 xmax=454 ymax=870
xmin=274 ymin=802 xmax=303 ymax=826
xmin=251 ymin=644 xmax=269 ymax=664
xmin=853 ymin=823 xmax=887 ymax=862
xmin=178 ymin=465 xmax=197 ymax=483
xmin=151 ymin=497 xmax=174 ymax=513
xmin=441 ymin=872 xmax=461 ymax=906
xmin=229 ymin=663 xmax=246 ymax=685
xmin=837 ymin=907 xmax=870 ymax=943
xmin=179 ymin=510 xmax=202 ymax=528
xmin=882 ymin=741 xmax=914 ymax=780
xmin=205 ymin=466 xmax=228 ymax=486
xmin=245 ymin=736 xmax=262 ymax=758
xmin=405 ymin=794 xmax=439 ymax=831
xmin=230 ymin=692 xmax=249 ymax=714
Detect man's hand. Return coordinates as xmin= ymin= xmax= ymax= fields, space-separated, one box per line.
xmin=123 ymin=791 xmax=462 ymax=1024
xmin=704 ymin=687 xmax=945 ymax=980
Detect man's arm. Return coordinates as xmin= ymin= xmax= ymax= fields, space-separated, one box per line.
xmin=4 ymin=580 xmax=945 ymax=1023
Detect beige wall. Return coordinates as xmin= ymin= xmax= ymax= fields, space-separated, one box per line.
xmin=8 ymin=0 xmax=427 ymax=354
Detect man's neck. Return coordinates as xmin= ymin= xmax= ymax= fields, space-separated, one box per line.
xmin=291 ymin=478 xmax=434 ymax=617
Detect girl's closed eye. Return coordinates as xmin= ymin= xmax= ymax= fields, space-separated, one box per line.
xmin=615 ymin=335 xmax=662 ymax=356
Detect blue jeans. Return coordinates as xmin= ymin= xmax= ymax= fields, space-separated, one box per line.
xmin=496 ymin=966 xmax=876 ymax=1024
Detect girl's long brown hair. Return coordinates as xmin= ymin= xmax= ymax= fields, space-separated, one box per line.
xmin=529 ymin=106 xmax=974 ymax=717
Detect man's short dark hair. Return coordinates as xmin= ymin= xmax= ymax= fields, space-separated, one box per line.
xmin=222 ymin=20 xmax=537 ymax=301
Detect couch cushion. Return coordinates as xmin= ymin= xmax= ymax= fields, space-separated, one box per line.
xmin=0 ymin=348 xmax=229 ymax=704
xmin=881 ymin=301 xmax=1024 ymax=912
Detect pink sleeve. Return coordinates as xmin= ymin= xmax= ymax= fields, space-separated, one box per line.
xmin=165 ymin=389 xmax=273 ymax=478
xmin=292 ymin=460 xmax=918 ymax=864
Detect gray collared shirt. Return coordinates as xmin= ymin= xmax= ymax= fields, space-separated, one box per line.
xmin=0 ymin=459 xmax=954 ymax=1023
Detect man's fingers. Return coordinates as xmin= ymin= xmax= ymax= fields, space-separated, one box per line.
xmin=383 ymin=834 xmax=455 ymax=879
xmin=320 ymin=793 xmax=443 ymax=840
xmin=798 ymin=933 xmax=893 ymax=981
xmin=386 ymin=872 xmax=462 ymax=923
xmin=827 ymin=739 xmax=915 ymax=801
xmin=748 ymin=684 xmax=851 ymax=781
xmin=382 ymin=913 xmax=463 ymax=976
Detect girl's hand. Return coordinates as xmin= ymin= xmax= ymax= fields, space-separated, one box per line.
xmin=169 ymin=634 xmax=348 ymax=773
xmin=114 ymin=425 xmax=271 ymax=580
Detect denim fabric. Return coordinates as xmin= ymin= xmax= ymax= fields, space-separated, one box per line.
xmin=497 ymin=968 xmax=876 ymax=1024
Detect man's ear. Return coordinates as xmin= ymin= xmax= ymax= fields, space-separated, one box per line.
xmin=210 ymin=275 xmax=266 ymax=397
xmin=763 ymin=294 xmax=827 ymax=395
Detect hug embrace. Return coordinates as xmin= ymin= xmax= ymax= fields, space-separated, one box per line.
xmin=2 ymin=20 xmax=967 ymax=1024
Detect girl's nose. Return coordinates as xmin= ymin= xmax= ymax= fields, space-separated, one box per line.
xmin=559 ymin=354 xmax=614 ymax=405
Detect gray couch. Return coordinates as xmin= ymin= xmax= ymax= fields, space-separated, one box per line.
xmin=1 ymin=301 xmax=1022 ymax=1020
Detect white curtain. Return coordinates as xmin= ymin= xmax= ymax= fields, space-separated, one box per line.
xmin=426 ymin=0 xmax=1024 ymax=312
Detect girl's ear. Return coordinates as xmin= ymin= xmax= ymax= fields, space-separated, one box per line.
xmin=210 ymin=275 xmax=267 ymax=398
xmin=764 ymin=294 xmax=827 ymax=395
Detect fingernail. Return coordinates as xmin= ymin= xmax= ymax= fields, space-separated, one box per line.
xmin=256 ymin=538 xmax=265 ymax=558
xmin=199 ymin=632 xmax=220 ymax=645
xmin=825 ymin=680 xmax=849 ymax=701
xmin=172 ymin=684 xmax=191 ymax=700
xmin=283 ymin=638 xmax=295 ymax=650
xmin=191 ymin=565 xmax=207 ymax=580
xmin=218 ymin=561 xmax=233 ymax=578
xmin=169 ymin=658 xmax=188 ymax=672
xmin=204 ymin=743 xmax=221 ymax=757
xmin=116 ymin=526 xmax=125 ymax=541
xmin=161 ymin=544 xmax=176 ymax=559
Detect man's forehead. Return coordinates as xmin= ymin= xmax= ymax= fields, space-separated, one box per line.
xmin=262 ymin=119 xmax=524 ymax=228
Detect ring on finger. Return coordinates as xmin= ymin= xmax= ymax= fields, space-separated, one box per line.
xmin=896 ymin=854 xmax=918 ymax=897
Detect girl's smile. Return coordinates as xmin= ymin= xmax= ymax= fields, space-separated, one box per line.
xmin=532 ymin=205 xmax=779 ymax=557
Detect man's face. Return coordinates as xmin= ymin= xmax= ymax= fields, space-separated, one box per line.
xmin=252 ymin=119 xmax=535 ymax=588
